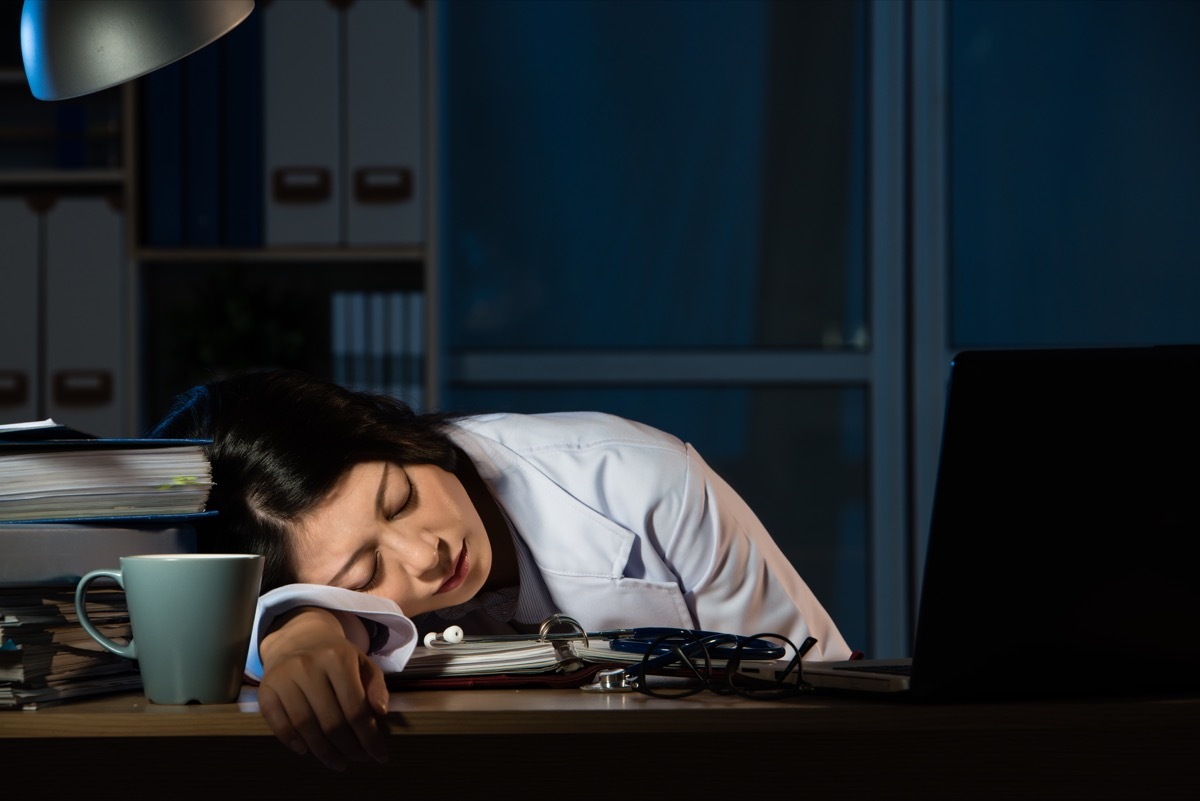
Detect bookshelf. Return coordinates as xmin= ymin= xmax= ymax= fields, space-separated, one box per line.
xmin=130 ymin=0 xmax=432 ymax=430
xmin=1 ymin=0 xmax=435 ymax=436
xmin=0 ymin=7 xmax=135 ymax=436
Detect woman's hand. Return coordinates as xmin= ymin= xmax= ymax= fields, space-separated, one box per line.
xmin=257 ymin=606 xmax=390 ymax=771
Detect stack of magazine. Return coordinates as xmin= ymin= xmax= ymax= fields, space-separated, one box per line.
xmin=0 ymin=419 xmax=213 ymax=709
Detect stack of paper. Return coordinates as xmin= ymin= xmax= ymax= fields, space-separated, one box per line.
xmin=0 ymin=674 xmax=144 ymax=710
xmin=400 ymin=640 xmax=587 ymax=678
xmin=398 ymin=637 xmax=662 ymax=680
xmin=0 ymin=585 xmax=141 ymax=709
xmin=0 ymin=419 xmax=214 ymax=709
xmin=0 ymin=420 xmax=212 ymax=522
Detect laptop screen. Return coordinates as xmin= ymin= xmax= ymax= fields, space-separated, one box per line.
xmin=911 ymin=347 xmax=1200 ymax=699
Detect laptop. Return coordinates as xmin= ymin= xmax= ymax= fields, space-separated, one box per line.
xmin=804 ymin=346 xmax=1200 ymax=700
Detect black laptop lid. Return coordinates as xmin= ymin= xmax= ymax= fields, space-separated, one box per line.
xmin=911 ymin=347 xmax=1200 ymax=699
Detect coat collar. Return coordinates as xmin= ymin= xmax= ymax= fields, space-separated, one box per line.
xmin=449 ymin=424 xmax=635 ymax=579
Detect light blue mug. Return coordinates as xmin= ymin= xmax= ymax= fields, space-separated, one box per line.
xmin=75 ymin=554 xmax=263 ymax=704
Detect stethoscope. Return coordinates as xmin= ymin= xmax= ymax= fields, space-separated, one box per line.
xmin=582 ymin=628 xmax=813 ymax=694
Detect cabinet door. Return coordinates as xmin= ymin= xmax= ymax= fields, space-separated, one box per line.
xmin=345 ymin=0 xmax=424 ymax=245
xmin=44 ymin=197 xmax=127 ymax=437
xmin=263 ymin=0 xmax=340 ymax=245
xmin=0 ymin=198 xmax=38 ymax=422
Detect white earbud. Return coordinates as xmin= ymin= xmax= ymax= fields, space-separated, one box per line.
xmin=423 ymin=625 xmax=466 ymax=647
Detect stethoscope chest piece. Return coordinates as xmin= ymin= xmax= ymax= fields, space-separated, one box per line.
xmin=580 ymin=667 xmax=636 ymax=693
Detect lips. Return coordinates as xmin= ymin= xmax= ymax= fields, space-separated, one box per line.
xmin=435 ymin=543 xmax=469 ymax=595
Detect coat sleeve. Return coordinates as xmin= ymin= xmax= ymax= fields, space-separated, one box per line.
xmin=651 ymin=443 xmax=854 ymax=661
xmin=244 ymin=583 xmax=419 ymax=681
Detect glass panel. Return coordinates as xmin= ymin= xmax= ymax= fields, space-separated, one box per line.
xmin=444 ymin=384 xmax=869 ymax=651
xmin=440 ymin=0 xmax=867 ymax=350
xmin=950 ymin=0 xmax=1200 ymax=347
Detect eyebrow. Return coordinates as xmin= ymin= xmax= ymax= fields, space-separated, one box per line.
xmin=323 ymin=463 xmax=390 ymax=588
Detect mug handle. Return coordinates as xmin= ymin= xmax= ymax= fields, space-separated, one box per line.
xmin=75 ymin=569 xmax=137 ymax=660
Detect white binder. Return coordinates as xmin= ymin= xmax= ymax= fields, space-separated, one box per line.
xmin=0 ymin=198 xmax=39 ymax=423
xmin=263 ymin=0 xmax=341 ymax=245
xmin=44 ymin=198 xmax=127 ymax=437
xmin=345 ymin=0 xmax=424 ymax=246
xmin=263 ymin=0 xmax=424 ymax=247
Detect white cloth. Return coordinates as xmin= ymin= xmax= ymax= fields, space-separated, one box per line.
xmin=245 ymin=412 xmax=851 ymax=680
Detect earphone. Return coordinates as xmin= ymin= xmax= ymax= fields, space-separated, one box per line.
xmin=422 ymin=625 xmax=464 ymax=647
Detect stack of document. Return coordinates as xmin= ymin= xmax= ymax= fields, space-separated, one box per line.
xmin=0 ymin=419 xmax=212 ymax=708
xmin=0 ymin=418 xmax=206 ymax=586
xmin=0 ymin=419 xmax=212 ymax=522
xmin=0 ymin=585 xmax=141 ymax=709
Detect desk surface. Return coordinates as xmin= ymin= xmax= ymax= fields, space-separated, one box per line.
xmin=3 ymin=685 xmax=1199 ymax=738
xmin=4 ymin=688 xmax=1199 ymax=800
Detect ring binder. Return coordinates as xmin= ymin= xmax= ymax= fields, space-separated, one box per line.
xmin=536 ymin=613 xmax=589 ymax=647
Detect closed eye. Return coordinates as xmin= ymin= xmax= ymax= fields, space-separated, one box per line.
xmin=354 ymin=551 xmax=383 ymax=592
xmin=389 ymin=471 xmax=418 ymax=519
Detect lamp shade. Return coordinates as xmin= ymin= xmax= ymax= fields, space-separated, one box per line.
xmin=21 ymin=0 xmax=255 ymax=100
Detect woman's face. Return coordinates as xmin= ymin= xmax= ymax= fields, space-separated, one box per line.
xmin=290 ymin=460 xmax=493 ymax=616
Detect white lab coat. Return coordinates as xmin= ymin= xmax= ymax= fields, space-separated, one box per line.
xmin=246 ymin=412 xmax=852 ymax=679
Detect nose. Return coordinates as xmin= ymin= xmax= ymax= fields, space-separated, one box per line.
xmin=386 ymin=528 xmax=442 ymax=578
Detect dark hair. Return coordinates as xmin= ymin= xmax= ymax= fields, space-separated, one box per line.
xmin=148 ymin=369 xmax=458 ymax=592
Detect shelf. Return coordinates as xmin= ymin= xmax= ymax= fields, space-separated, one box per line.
xmin=134 ymin=245 xmax=426 ymax=264
xmin=0 ymin=168 xmax=125 ymax=190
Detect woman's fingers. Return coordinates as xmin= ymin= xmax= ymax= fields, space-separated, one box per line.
xmin=328 ymin=654 xmax=390 ymax=764
xmin=362 ymin=653 xmax=391 ymax=719
xmin=257 ymin=681 xmax=310 ymax=758
xmin=256 ymin=607 xmax=391 ymax=770
xmin=263 ymin=679 xmax=365 ymax=770
xmin=259 ymin=649 xmax=389 ymax=770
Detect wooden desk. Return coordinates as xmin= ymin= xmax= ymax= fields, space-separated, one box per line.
xmin=3 ymin=687 xmax=1198 ymax=800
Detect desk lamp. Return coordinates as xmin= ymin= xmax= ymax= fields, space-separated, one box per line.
xmin=20 ymin=0 xmax=255 ymax=100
